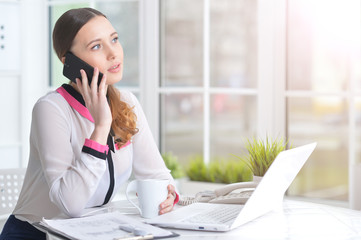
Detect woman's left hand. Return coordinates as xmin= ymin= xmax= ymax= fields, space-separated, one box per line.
xmin=159 ymin=184 xmax=177 ymax=215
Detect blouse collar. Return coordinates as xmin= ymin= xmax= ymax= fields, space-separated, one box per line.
xmin=56 ymin=84 xmax=94 ymax=123
xmin=56 ymin=84 xmax=130 ymax=151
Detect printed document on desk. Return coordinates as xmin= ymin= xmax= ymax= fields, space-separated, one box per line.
xmin=39 ymin=211 xmax=177 ymax=240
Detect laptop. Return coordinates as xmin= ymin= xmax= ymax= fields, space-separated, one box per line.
xmin=146 ymin=142 xmax=317 ymax=232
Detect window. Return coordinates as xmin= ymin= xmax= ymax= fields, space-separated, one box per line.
xmin=160 ymin=0 xmax=361 ymax=206
xmin=6 ymin=0 xmax=361 ymax=207
xmin=159 ymin=0 xmax=258 ymax=164
xmin=286 ymin=0 xmax=361 ymax=203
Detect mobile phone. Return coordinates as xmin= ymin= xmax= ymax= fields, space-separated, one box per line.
xmin=63 ymin=52 xmax=103 ymax=86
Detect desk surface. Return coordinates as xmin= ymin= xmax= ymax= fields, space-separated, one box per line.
xmin=46 ymin=199 xmax=361 ymax=240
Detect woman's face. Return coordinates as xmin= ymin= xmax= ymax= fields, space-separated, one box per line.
xmin=70 ymin=16 xmax=123 ymax=85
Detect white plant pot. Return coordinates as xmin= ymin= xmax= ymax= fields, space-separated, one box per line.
xmin=252 ymin=175 xmax=263 ymax=183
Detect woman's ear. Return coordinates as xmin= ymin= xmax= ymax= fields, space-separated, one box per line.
xmin=61 ymin=56 xmax=65 ymax=64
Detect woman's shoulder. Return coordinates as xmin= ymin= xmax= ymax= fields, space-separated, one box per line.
xmin=33 ymin=89 xmax=70 ymax=113
xmin=36 ymin=89 xmax=66 ymax=104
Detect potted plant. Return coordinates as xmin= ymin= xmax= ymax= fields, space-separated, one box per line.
xmin=233 ymin=136 xmax=290 ymax=177
xmin=185 ymin=156 xmax=252 ymax=184
xmin=179 ymin=155 xmax=253 ymax=195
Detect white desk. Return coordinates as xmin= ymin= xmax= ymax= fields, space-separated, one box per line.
xmin=46 ymin=199 xmax=361 ymax=240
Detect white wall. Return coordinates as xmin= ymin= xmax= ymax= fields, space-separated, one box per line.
xmin=0 ymin=2 xmax=22 ymax=168
xmin=0 ymin=0 xmax=48 ymax=168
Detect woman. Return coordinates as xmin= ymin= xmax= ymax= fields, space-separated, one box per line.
xmin=0 ymin=7 xmax=178 ymax=240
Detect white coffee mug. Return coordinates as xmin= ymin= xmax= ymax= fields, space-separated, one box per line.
xmin=126 ymin=179 xmax=169 ymax=219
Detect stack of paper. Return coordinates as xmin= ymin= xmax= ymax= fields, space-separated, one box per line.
xmin=39 ymin=211 xmax=177 ymax=240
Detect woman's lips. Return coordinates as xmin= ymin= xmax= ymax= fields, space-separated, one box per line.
xmin=108 ymin=63 xmax=121 ymax=73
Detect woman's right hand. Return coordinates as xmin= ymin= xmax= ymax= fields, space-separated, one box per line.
xmin=76 ymin=67 xmax=112 ymax=145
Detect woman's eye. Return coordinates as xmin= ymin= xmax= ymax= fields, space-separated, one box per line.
xmin=112 ymin=37 xmax=118 ymax=43
xmin=91 ymin=44 xmax=100 ymax=50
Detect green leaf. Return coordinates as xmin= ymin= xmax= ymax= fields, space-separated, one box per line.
xmin=232 ymin=136 xmax=290 ymax=176
xmin=162 ymin=152 xmax=185 ymax=179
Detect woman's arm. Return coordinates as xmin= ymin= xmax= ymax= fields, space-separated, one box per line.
xmin=38 ymin=71 xmax=111 ymax=217
xmin=32 ymin=99 xmax=108 ymax=217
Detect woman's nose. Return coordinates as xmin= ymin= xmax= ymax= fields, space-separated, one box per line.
xmin=107 ymin=46 xmax=117 ymax=60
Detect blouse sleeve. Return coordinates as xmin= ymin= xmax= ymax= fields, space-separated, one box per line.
xmin=129 ymin=93 xmax=177 ymax=188
xmin=31 ymin=99 xmax=107 ymax=217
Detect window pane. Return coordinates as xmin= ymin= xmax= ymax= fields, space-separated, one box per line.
xmin=210 ymin=0 xmax=257 ymax=88
xmin=287 ymin=97 xmax=348 ymax=201
xmin=160 ymin=0 xmax=203 ymax=87
xmin=210 ymin=94 xmax=257 ymax=159
xmin=49 ymin=4 xmax=89 ymax=88
xmin=287 ymin=0 xmax=360 ymax=91
xmin=160 ymin=94 xmax=203 ymax=164
xmin=96 ymin=2 xmax=139 ymax=87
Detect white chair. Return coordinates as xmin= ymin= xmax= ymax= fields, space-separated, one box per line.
xmin=0 ymin=168 xmax=26 ymax=229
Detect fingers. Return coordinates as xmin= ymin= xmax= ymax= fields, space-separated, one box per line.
xmin=77 ymin=69 xmax=90 ymax=102
xmin=159 ymin=193 xmax=175 ymax=215
xmin=76 ymin=68 xmax=112 ymax=135
xmin=90 ymin=67 xmax=104 ymax=95
xmin=98 ymin=72 xmax=107 ymax=95
xmin=90 ymin=67 xmax=98 ymax=90
xmin=167 ymin=184 xmax=175 ymax=194
xmin=77 ymin=68 xmax=107 ymax=99
xmin=159 ymin=184 xmax=176 ymax=215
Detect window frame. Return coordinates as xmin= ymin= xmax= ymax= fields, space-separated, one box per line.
xmin=155 ymin=0 xmax=359 ymax=208
xmin=157 ymin=0 xmax=275 ymax=164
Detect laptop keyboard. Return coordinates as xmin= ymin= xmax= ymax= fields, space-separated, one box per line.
xmin=181 ymin=204 xmax=243 ymax=225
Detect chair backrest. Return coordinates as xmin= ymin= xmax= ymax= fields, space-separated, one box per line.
xmin=0 ymin=168 xmax=26 ymax=216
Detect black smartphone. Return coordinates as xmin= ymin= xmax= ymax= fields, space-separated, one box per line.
xmin=63 ymin=52 xmax=103 ymax=86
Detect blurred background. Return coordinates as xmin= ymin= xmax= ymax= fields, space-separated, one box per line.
xmin=0 ymin=0 xmax=360 ymax=208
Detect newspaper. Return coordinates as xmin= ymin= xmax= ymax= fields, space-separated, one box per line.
xmin=39 ymin=211 xmax=176 ymax=240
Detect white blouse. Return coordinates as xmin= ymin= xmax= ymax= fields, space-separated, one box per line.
xmin=13 ymin=84 xmax=176 ymax=223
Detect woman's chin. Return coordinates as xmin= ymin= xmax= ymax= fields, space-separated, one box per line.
xmin=106 ymin=74 xmax=123 ymax=85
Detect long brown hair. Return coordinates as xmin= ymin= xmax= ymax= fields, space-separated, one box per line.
xmin=53 ymin=8 xmax=138 ymax=148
